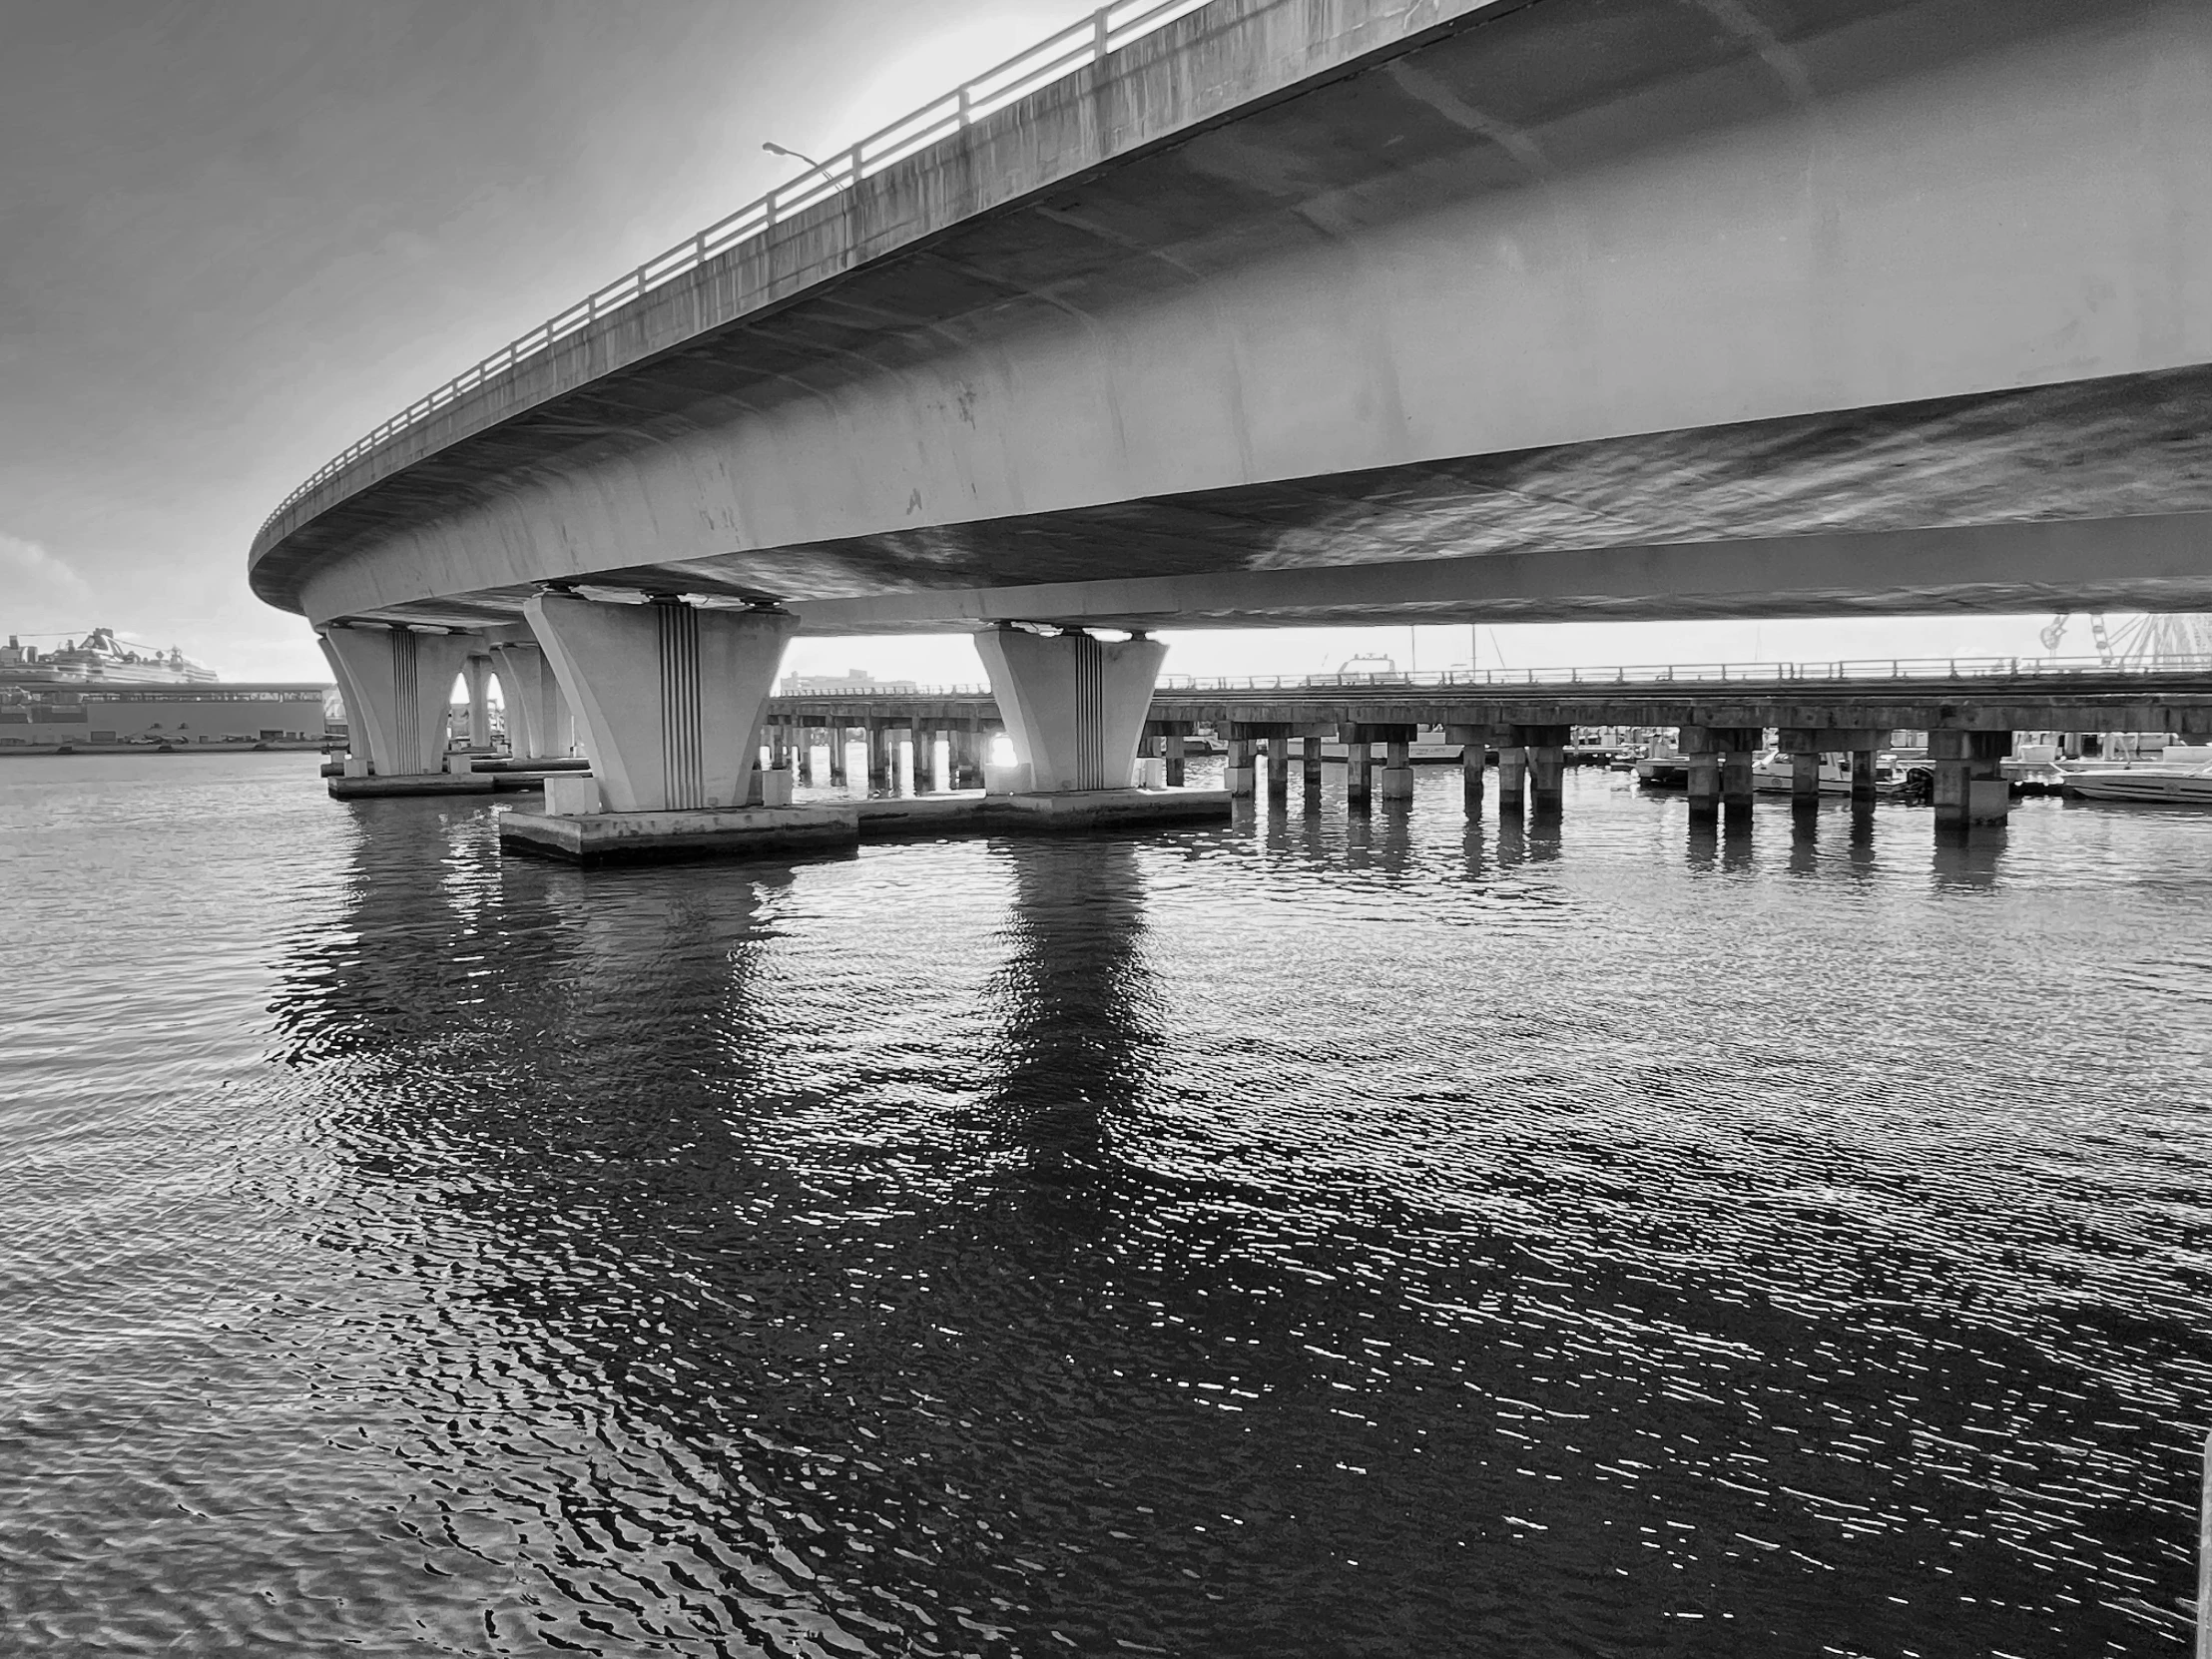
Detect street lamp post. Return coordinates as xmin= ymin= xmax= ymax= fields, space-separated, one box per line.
xmin=762 ymin=140 xmax=827 ymax=175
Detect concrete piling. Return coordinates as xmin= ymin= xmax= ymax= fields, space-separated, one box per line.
xmin=1496 ymin=745 xmax=1527 ymax=817
xmin=1303 ymin=732 xmax=1326 ymax=804
xmin=1345 ymin=739 xmax=1372 ymax=810
xmin=1931 ymin=729 xmax=2011 ymax=830
xmin=1381 ymin=738 xmax=1415 ymax=802
xmin=1266 ymin=735 xmax=1290 ymax=801
xmin=1226 ymin=737 xmax=1258 ymax=799
xmin=1851 ymin=749 xmax=1879 ymax=808
xmin=1447 ymin=725 xmax=1489 ymax=815
xmin=1791 ymin=748 xmax=1822 ymax=815
xmin=1518 ymin=724 xmax=1569 ymax=816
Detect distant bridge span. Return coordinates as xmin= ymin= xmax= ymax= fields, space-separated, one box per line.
xmin=255 ymin=0 xmax=2212 ymax=635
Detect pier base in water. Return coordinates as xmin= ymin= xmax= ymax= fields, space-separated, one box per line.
xmin=498 ymin=788 xmax=1231 ymax=867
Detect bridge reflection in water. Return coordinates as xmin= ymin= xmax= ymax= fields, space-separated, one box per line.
xmin=208 ymin=773 xmax=2212 ymax=1656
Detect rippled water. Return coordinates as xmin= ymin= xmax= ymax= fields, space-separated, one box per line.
xmin=5 ymin=751 xmax=2211 ymax=1657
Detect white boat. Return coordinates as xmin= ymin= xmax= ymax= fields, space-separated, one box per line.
xmin=1749 ymin=748 xmax=1907 ymax=794
xmin=2057 ymin=760 xmax=2212 ymax=804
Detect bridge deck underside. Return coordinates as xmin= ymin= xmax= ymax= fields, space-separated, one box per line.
xmin=341 ymin=365 xmax=2212 ymax=634
xmin=258 ymin=0 xmax=2212 ymax=634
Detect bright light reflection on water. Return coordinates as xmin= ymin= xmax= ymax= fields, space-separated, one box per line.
xmin=3 ymin=752 xmax=2210 ymax=1657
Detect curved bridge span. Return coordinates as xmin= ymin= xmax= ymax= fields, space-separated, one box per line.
xmin=277 ymin=0 xmax=2212 ymax=830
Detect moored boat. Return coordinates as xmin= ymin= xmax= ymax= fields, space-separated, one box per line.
xmin=2056 ymin=760 xmax=2212 ymax=804
xmin=1749 ymin=748 xmax=1908 ymax=795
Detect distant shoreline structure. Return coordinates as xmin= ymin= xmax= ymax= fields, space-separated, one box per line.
xmin=2 ymin=631 xmax=332 ymax=750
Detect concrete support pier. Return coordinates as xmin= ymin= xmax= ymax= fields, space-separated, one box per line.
xmin=1721 ymin=747 xmax=1757 ymax=823
xmin=1496 ymin=744 xmax=1527 ymax=817
xmin=1790 ymin=748 xmax=1823 ymax=815
xmin=1851 ymin=749 xmax=1880 ymax=808
xmin=1517 ymin=724 xmax=1568 ymax=816
xmin=974 ymin=625 xmax=1166 ymax=794
xmin=1226 ymin=737 xmax=1257 ymax=799
xmin=1345 ymin=739 xmax=1373 ymax=812
xmin=1302 ymin=732 xmax=1325 ymax=806
xmin=523 ymin=592 xmax=797 ymax=813
xmin=1381 ymin=738 xmax=1415 ymax=803
xmin=1681 ymin=726 xmax=1762 ymax=824
xmin=1448 ymin=725 xmax=1490 ymax=815
xmin=487 ymin=637 xmax=575 ymax=762
xmin=1164 ymin=732 xmax=1187 ymax=788
xmin=1266 ymin=735 xmax=1290 ymax=803
xmin=1931 ymin=730 xmax=2012 ymax=830
xmin=320 ymin=623 xmax=484 ymax=787
xmin=461 ymin=653 xmax=494 ymax=751
xmin=829 ymin=728 xmax=848 ymax=786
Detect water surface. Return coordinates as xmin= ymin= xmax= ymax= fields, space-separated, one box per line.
xmin=4 ymin=753 xmax=2209 ymax=1656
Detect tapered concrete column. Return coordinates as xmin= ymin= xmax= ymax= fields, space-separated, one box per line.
xmin=1164 ymin=733 xmax=1187 ymax=787
xmin=317 ymin=632 xmax=372 ymax=769
xmin=1381 ymin=739 xmax=1415 ymax=801
xmin=461 ymin=654 xmax=494 ymax=750
xmin=1346 ymin=740 xmax=1373 ymax=810
xmin=1851 ymin=749 xmax=1880 ymax=807
xmin=1303 ymin=732 xmax=1326 ymax=803
xmin=489 ymin=640 xmax=575 ymax=760
xmin=1447 ymin=726 xmax=1490 ymax=815
xmin=1496 ymin=746 xmax=1527 ymax=816
xmin=1266 ymin=736 xmax=1290 ymax=801
xmin=1931 ymin=729 xmax=2012 ymax=830
xmin=522 ymin=593 xmax=796 ymax=813
xmin=972 ymin=626 xmax=1166 ymax=793
xmin=319 ymin=625 xmax=483 ymax=777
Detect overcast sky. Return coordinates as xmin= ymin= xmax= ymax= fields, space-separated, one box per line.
xmin=2 ymin=0 xmax=2063 ymax=685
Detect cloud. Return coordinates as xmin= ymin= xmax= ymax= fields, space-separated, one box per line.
xmin=0 ymin=531 xmax=95 ymax=612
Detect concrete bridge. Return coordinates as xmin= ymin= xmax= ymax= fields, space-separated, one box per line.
xmin=267 ymin=0 xmax=2212 ymax=853
xmin=761 ymin=658 xmax=2212 ymax=830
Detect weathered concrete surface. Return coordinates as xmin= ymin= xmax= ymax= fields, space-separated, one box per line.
xmin=500 ymin=804 xmax=860 ymax=865
xmin=254 ymin=0 xmax=2212 ymax=633
xmin=499 ymin=787 xmax=1232 ymax=865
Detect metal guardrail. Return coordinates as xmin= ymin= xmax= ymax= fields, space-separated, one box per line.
xmin=260 ymin=0 xmax=1219 ymax=541
xmin=1153 ymin=654 xmax=2212 ymax=691
xmin=765 ymin=655 xmax=2212 ymax=703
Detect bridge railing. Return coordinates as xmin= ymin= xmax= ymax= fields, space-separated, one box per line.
xmin=772 ymin=684 xmax=990 ymax=700
xmin=763 ymin=654 xmax=2212 ymax=704
xmin=260 ymin=0 xmax=1219 ymax=541
xmin=1154 ymin=653 xmax=2212 ymax=691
